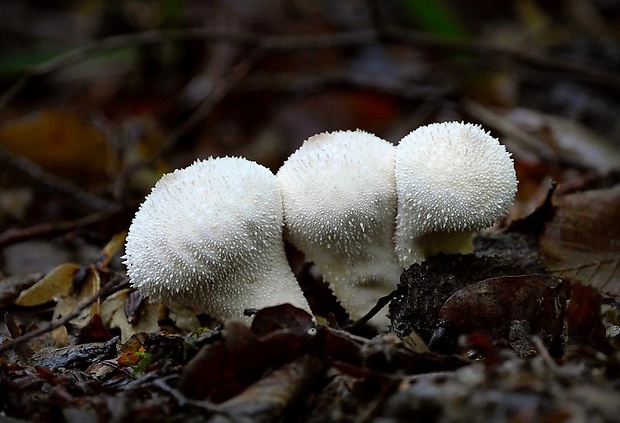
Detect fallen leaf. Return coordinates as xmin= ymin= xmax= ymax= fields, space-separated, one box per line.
xmin=250 ymin=304 xmax=316 ymax=338
xmin=541 ymin=178 xmax=620 ymax=296
xmin=433 ymin=274 xmax=567 ymax=355
xmin=31 ymin=337 xmax=118 ymax=370
xmin=14 ymin=263 xmax=80 ymax=306
xmin=505 ymin=108 xmax=620 ymax=171
xmin=100 ymin=231 xmax=127 ymax=267
xmin=0 ymin=108 xmax=114 ymax=178
xmin=564 ymin=283 xmax=611 ymax=354
xmin=0 ymin=273 xmax=40 ymax=308
xmin=178 ymin=312 xmax=318 ymax=403
xmin=215 ymin=355 xmax=324 ymax=423
xmin=51 ymin=265 xmax=100 ymax=328
xmin=390 ymin=240 xmax=545 ymax=342
xmin=100 ymin=289 xmax=161 ymax=343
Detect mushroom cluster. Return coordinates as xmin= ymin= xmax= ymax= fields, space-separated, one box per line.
xmin=277 ymin=122 xmax=517 ymax=326
xmin=124 ymin=122 xmax=517 ymax=328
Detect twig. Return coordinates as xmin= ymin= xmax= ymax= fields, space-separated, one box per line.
xmin=382 ymin=25 xmax=620 ymax=92
xmin=155 ymin=48 xmax=263 ymax=158
xmin=3 ymin=24 xmax=618 ymax=115
xmin=0 ymin=144 xmax=116 ymax=211
xmin=532 ymin=336 xmax=559 ymax=372
xmin=0 ymin=206 xmax=124 ymax=248
xmin=0 ymin=276 xmax=129 ymax=355
xmin=153 ymin=375 xmax=225 ymax=414
xmin=344 ymin=289 xmax=398 ymax=331
xmin=0 ymin=29 xmax=248 ymax=112
xmin=0 ymin=29 xmax=375 ymax=113
xmin=242 ymin=71 xmax=451 ymax=100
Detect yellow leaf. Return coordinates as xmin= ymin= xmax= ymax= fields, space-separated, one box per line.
xmin=101 ymin=231 xmax=127 ymax=266
xmin=15 ymin=263 xmax=80 ymax=306
xmin=0 ymin=108 xmax=115 ymax=178
xmin=52 ymin=265 xmax=101 ymax=327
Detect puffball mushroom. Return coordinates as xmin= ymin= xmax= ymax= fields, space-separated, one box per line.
xmin=395 ymin=121 xmax=518 ymax=269
xmin=123 ymin=157 xmax=311 ymax=322
xmin=277 ymin=130 xmax=401 ymax=326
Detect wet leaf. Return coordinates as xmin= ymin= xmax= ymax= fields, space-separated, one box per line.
xmin=31 ymin=337 xmax=118 ymax=370
xmin=52 ymin=266 xmax=100 ymax=328
xmin=14 ymin=263 xmax=79 ymax=306
xmin=390 ymin=236 xmax=545 ymax=342
xmin=434 ymin=275 xmax=567 ymax=355
xmin=177 ymin=321 xmax=263 ymax=402
xmin=541 ymin=178 xmax=620 ymax=296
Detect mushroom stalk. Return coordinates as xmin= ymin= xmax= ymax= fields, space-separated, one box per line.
xmin=277 ymin=130 xmax=401 ymax=327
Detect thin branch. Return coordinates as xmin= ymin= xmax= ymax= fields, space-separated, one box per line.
xmin=0 ymin=29 xmax=247 ymax=111
xmin=153 ymin=376 xmax=225 ymax=414
xmin=0 ymin=29 xmax=375 ymax=112
xmin=383 ymin=25 xmax=620 ymax=92
xmin=3 ymin=24 xmax=618 ymax=115
xmin=0 ymin=276 xmax=129 ymax=355
xmin=155 ymin=48 xmax=263 ymax=159
xmin=242 ymin=71 xmax=451 ymax=100
xmin=0 ymin=145 xmax=116 ymax=211
xmin=0 ymin=206 xmax=124 ymax=248
xmin=344 ymin=289 xmax=398 ymax=331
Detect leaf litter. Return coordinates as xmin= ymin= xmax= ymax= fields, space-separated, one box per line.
xmin=1 ymin=2 xmax=620 ymax=422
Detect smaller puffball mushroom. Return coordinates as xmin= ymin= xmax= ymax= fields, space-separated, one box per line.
xmin=277 ymin=130 xmax=401 ymax=327
xmin=123 ymin=157 xmax=311 ymax=322
xmin=395 ymin=122 xmax=518 ymax=268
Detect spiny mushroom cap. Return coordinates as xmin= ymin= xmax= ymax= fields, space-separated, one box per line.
xmin=123 ymin=157 xmax=311 ymax=321
xmin=277 ymin=130 xmax=401 ymax=325
xmin=395 ymin=122 xmax=518 ymax=267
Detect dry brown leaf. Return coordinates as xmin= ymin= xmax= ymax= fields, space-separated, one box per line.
xmin=14 ymin=263 xmax=80 ymax=306
xmin=100 ymin=289 xmax=162 ymax=342
xmin=52 ymin=266 xmax=100 ymax=328
xmin=541 ymin=183 xmax=620 ymax=296
xmin=0 ymin=108 xmax=115 ymax=178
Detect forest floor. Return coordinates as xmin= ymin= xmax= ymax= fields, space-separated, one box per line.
xmin=1 ymin=2 xmax=619 ymax=422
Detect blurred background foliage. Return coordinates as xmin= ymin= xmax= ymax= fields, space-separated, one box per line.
xmin=0 ymin=0 xmax=619 ymax=257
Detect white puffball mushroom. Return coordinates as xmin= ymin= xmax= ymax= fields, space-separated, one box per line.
xmin=123 ymin=157 xmax=311 ymax=322
xmin=395 ymin=121 xmax=518 ymax=268
xmin=277 ymin=130 xmax=401 ymax=327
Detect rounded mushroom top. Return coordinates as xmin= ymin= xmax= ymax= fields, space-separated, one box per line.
xmin=395 ymin=122 xmax=517 ymax=264
xmin=277 ymin=130 xmax=398 ymax=275
xmin=277 ymin=130 xmax=400 ymax=325
xmin=123 ymin=157 xmax=310 ymax=321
